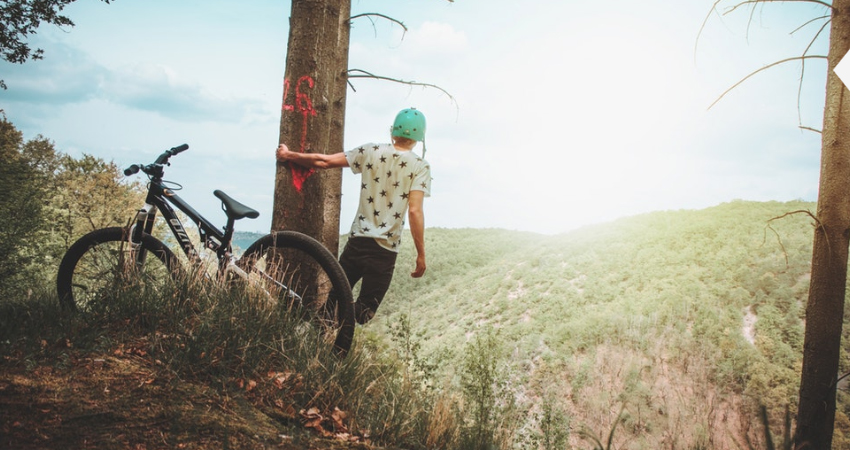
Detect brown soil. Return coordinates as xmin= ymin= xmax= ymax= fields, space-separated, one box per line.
xmin=0 ymin=350 xmax=376 ymax=450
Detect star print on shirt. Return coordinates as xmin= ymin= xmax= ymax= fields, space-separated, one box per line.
xmin=393 ymin=181 xmax=400 ymax=188
xmin=374 ymin=177 xmax=380 ymax=183
xmin=373 ymin=209 xmax=381 ymax=217
xmin=400 ymin=161 xmax=407 ymax=168
xmin=379 ymin=190 xmax=387 ymax=197
xmin=358 ymin=147 xmax=365 ymax=153
xmin=385 ymin=231 xmax=394 ymax=238
xmin=386 ymin=171 xmax=392 ymax=177
xmin=353 ymin=162 xmax=361 ymax=169
xmin=367 ymin=196 xmax=374 ymax=204
xmin=358 ymin=215 xmax=366 ymax=221
xmin=366 ymin=163 xmax=373 ymax=170
xmin=379 ymin=222 xmax=387 ymax=228
xmin=361 ymin=183 xmax=367 ymax=190
xmin=393 ymin=212 xmax=402 ymax=219
xmin=387 ymin=202 xmax=394 ymax=209
xmin=372 ymin=145 xmax=379 ymax=151
xmin=401 ymin=192 xmax=409 ymax=200
xmin=380 ymin=156 xmax=387 ymax=163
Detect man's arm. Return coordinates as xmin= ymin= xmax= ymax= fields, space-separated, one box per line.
xmin=276 ymin=144 xmax=349 ymax=169
xmin=408 ymin=190 xmax=426 ymax=278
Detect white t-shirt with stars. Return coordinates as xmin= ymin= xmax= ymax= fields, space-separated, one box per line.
xmin=345 ymin=143 xmax=431 ymax=252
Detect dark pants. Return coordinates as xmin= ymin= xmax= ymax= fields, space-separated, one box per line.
xmin=338 ymin=237 xmax=397 ymax=324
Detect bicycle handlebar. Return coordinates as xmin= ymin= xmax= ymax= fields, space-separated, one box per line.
xmin=124 ymin=144 xmax=189 ymax=177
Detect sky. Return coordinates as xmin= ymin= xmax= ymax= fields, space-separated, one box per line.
xmin=0 ymin=0 xmax=832 ymax=235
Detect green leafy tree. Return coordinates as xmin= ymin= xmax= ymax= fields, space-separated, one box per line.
xmin=0 ymin=0 xmax=113 ymax=89
xmin=0 ymin=117 xmax=145 ymax=293
xmin=0 ymin=117 xmax=48 ymax=294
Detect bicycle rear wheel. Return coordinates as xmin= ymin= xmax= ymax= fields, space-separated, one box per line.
xmin=238 ymin=231 xmax=355 ymax=356
xmin=56 ymin=227 xmax=179 ymax=311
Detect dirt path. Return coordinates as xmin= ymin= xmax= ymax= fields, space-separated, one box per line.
xmin=0 ymin=352 xmax=370 ymax=450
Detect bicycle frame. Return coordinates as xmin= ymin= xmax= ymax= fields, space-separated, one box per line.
xmin=123 ymin=145 xmax=303 ymax=302
xmin=133 ymin=179 xmax=227 ymax=261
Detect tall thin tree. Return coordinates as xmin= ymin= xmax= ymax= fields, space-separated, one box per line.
xmin=796 ymin=1 xmax=850 ymax=447
xmin=702 ymin=0 xmax=850 ymax=446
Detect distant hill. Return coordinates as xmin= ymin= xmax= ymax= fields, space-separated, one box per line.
xmin=231 ymin=231 xmax=267 ymax=254
xmin=363 ymin=200 xmax=838 ymax=447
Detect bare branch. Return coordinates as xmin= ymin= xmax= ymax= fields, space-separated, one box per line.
xmin=799 ymin=125 xmax=822 ymax=134
xmin=765 ymin=209 xmax=820 ymax=268
xmin=708 ymin=55 xmax=827 ymax=110
xmin=796 ymin=17 xmax=831 ymax=126
xmin=349 ymin=13 xmax=408 ymax=32
xmin=695 ymin=0 xmax=725 ymax=64
xmin=347 ymin=69 xmax=458 ymax=107
xmin=723 ymin=0 xmax=834 ymax=15
xmin=791 ymin=15 xmax=831 ymax=35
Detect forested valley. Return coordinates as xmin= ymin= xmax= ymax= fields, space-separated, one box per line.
xmin=1 ymin=117 xmax=846 ymax=449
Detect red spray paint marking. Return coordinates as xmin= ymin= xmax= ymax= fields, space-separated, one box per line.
xmin=282 ymin=75 xmax=318 ymax=191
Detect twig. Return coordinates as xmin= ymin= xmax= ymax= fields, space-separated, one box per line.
xmin=764 ymin=209 xmax=819 ymax=269
xmin=796 ymin=18 xmax=831 ymax=126
xmin=791 ymin=15 xmax=831 ymax=36
xmin=799 ymin=125 xmax=821 ymax=134
xmin=347 ymin=69 xmax=459 ymax=113
xmin=349 ymin=13 xmax=408 ymax=39
xmin=707 ymin=55 xmax=827 ymax=110
xmin=723 ymin=0 xmax=834 ymax=16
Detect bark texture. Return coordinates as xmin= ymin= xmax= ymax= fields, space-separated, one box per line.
xmin=796 ymin=2 xmax=850 ymax=447
xmin=272 ymin=0 xmax=351 ymax=255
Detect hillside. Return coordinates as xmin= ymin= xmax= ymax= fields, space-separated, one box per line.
xmin=369 ymin=200 xmax=838 ymax=448
xmin=3 ymin=200 xmax=846 ymax=449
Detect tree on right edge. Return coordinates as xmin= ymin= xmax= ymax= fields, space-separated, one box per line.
xmin=797 ymin=1 xmax=850 ymax=447
xmin=704 ymin=0 xmax=848 ymax=446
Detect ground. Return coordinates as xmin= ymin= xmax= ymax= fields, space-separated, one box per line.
xmin=0 ymin=349 xmax=378 ymax=450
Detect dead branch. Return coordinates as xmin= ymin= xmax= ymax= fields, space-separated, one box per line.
xmin=349 ymin=13 xmax=408 ymax=38
xmin=764 ymin=209 xmax=819 ymax=268
xmin=792 ymin=15 xmax=831 ymax=36
xmin=347 ymin=68 xmax=458 ymax=109
xmin=796 ymin=18 xmax=831 ymax=127
xmin=799 ymin=125 xmax=821 ymax=134
xmin=707 ymin=55 xmax=827 ymax=110
xmin=695 ymin=0 xmax=725 ymax=65
xmin=723 ymin=0 xmax=834 ymax=15
xmin=696 ymin=0 xmax=831 ymax=124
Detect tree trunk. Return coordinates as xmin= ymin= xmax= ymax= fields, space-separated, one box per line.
xmin=796 ymin=2 xmax=850 ymax=447
xmin=272 ymin=0 xmax=351 ymax=255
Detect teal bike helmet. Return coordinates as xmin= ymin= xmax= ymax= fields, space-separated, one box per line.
xmin=391 ymin=108 xmax=426 ymax=142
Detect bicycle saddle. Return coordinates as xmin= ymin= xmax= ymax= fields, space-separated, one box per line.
xmin=214 ymin=190 xmax=259 ymax=220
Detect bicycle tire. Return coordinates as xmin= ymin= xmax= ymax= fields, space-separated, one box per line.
xmin=239 ymin=231 xmax=355 ymax=356
xmin=57 ymin=227 xmax=179 ymax=311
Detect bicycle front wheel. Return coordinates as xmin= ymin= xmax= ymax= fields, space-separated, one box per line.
xmin=57 ymin=227 xmax=179 ymax=311
xmin=239 ymin=231 xmax=355 ymax=356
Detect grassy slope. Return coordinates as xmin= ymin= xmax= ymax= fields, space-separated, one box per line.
xmin=371 ymin=200 xmax=831 ymax=447
xmin=4 ymin=200 xmax=841 ymax=449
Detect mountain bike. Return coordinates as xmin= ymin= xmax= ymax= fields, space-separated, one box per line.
xmin=56 ymin=144 xmax=355 ymax=355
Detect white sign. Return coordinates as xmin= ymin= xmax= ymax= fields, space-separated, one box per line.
xmin=836 ymin=49 xmax=850 ymax=90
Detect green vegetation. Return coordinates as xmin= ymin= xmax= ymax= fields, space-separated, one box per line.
xmin=0 ymin=116 xmax=144 ymax=298
xmin=1 ymin=115 xmax=844 ymax=448
xmin=374 ymin=200 xmax=840 ymax=448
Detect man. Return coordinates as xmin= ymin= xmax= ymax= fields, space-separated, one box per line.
xmin=276 ymin=108 xmax=431 ymax=324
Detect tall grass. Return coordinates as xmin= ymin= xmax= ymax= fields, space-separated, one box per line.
xmin=0 ymin=274 xmax=465 ymax=448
